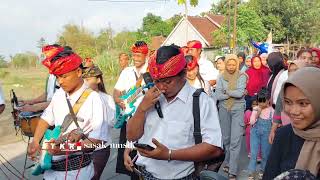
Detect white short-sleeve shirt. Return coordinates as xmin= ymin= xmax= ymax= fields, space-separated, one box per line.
xmin=134 ymin=82 xmax=222 ymax=179
xmin=46 ymin=74 xmax=59 ymax=101
xmin=198 ymin=56 xmax=219 ymax=82
xmin=98 ymin=92 xmax=115 ymax=147
xmin=114 ymin=63 xmax=148 ymax=92
xmin=0 ymin=82 xmax=4 ymax=105
xmin=41 ymin=82 xmax=104 ymax=179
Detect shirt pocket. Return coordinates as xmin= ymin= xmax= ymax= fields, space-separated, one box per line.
xmin=166 ymin=121 xmax=192 ymax=149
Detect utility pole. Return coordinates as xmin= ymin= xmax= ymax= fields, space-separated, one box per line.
xmin=233 ymin=0 xmax=238 ymax=53
xmin=185 ymin=1 xmax=189 ymax=43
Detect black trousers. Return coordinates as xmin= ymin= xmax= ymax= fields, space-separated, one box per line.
xmin=115 ymin=122 xmax=140 ymax=180
xmin=91 ymin=146 xmax=111 ymax=180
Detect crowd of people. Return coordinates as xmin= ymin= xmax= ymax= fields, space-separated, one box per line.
xmin=0 ymin=40 xmax=319 ymax=180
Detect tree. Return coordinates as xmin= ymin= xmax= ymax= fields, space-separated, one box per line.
xmin=0 ymin=55 xmax=8 ymax=68
xmin=247 ymin=0 xmax=320 ymax=44
xmin=141 ymin=13 xmax=172 ymax=37
xmin=166 ymin=14 xmax=183 ymax=30
xmin=177 ymin=0 xmax=199 ymax=7
xmin=10 ymin=52 xmax=39 ymax=68
xmin=212 ymin=4 xmax=267 ymax=48
xmin=113 ymin=31 xmax=140 ymax=52
xmin=57 ymin=24 xmax=96 ymax=58
xmin=96 ymin=27 xmax=114 ymax=54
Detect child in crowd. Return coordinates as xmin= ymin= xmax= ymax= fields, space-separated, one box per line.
xmin=248 ymin=88 xmax=274 ymax=180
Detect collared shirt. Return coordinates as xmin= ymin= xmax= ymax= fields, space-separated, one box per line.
xmin=98 ymin=91 xmax=115 ymax=148
xmin=114 ymin=63 xmax=148 ymax=92
xmin=198 ymin=56 xmax=219 ymax=82
xmin=0 ymin=82 xmax=4 ymax=105
xmin=41 ymin=82 xmax=104 ymax=179
xmin=46 ymin=74 xmax=59 ymax=101
xmin=135 ymin=82 xmax=222 ymax=179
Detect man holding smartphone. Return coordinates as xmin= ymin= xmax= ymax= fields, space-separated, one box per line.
xmin=125 ymin=45 xmax=223 ymax=179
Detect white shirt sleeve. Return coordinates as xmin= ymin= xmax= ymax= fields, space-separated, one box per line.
xmin=106 ymin=95 xmax=116 ymax=127
xmin=114 ymin=68 xmax=129 ymax=91
xmin=40 ymin=99 xmax=55 ymax=126
xmin=87 ymin=93 xmax=105 ymax=140
xmin=0 ymin=83 xmax=4 ymax=105
xmin=199 ymin=93 xmax=222 ymax=148
xmin=199 ymin=60 xmax=219 ymax=81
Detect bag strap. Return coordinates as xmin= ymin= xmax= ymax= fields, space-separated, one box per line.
xmin=192 ymin=88 xmax=205 ymax=145
xmin=65 ymin=88 xmax=93 ymax=128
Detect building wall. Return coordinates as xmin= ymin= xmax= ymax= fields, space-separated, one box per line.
xmin=163 ymin=20 xmax=208 ymax=48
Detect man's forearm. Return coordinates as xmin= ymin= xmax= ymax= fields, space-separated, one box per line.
xmin=126 ymin=107 xmax=146 ymax=141
xmin=171 ymin=143 xmax=223 ymax=162
xmin=26 ymin=93 xmax=46 ymax=104
xmin=33 ymin=102 xmax=50 ymax=112
xmin=33 ymin=119 xmax=50 ymax=144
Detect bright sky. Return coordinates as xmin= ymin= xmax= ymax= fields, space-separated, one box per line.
xmin=0 ymin=0 xmax=215 ymax=59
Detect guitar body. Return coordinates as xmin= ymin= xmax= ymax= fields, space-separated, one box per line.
xmin=31 ymin=125 xmax=61 ymax=176
xmin=114 ymin=82 xmax=153 ymax=129
xmin=114 ymin=86 xmax=143 ymax=129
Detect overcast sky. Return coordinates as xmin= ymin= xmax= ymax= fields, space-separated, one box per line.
xmin=0 ymin=0 xmax=215 ymax=59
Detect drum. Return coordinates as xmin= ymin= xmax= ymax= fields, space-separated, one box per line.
xmin=18 ymin=111 xmax=42 ymax=137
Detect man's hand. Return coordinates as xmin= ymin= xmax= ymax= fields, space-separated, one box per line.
xmin=138 ymin=87 xmax=162 ymax=112
xmin=28 ymin=141 xmax=41 ymax=161
xmin=115 ymin=98 xmax=126 ymax=110
xmin=136 ymin=138 xmax=169 ymax=160
xmin=124 ymin=148 xmax=134 ymax=172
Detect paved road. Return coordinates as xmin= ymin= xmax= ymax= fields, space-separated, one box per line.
xmin=0 ymin=128 xmax=251 ymax=180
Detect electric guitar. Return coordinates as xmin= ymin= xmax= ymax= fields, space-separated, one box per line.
xmin=31 ymin=125 xmax=61 ymax=175
xmin=114 ymin=82 xmax=153 ymax=129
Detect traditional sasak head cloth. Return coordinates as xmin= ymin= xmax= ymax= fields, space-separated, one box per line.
xmin=185 ymin=55 xmax=198 ymax=70
xmin=187 ymin=40 xmax=202 ymax=49
xmin=131 ymin=41 xmax=149 ymax=55
xmin=42 ymin=44 xmax=82 ymax=75
xmin=82 ymin=65 xmax=103 ymax=78
xmin=149 ymin=45 xmax=186 ymax=80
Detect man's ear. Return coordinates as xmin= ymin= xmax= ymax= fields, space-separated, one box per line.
xmin=77 ymin=68 xmax=83 ymax=78
xmin=97 ymin=77 xmax=101 ymax=84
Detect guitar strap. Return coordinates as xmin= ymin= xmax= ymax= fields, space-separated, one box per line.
xmin=61 ymin=89 xmax=93 ymax=133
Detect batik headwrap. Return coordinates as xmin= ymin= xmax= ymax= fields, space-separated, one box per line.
xmin=42 ymin=45 xmax=82 ymax=75
xmin=149 ymin=46 xmax=186 ymax=80
xmin=131 ymin=43 xmax=149 ymax=55
xmin=82 ymin=65 xmax=103 ymax=78
xmin=187 ymin=40 xmax=202 ymax=49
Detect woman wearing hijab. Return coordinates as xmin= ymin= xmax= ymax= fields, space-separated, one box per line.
xmin=267 ymin=52 xmax=286 ymax=100
xmin=263 ymin=67 xmax=320 ymax=179
xmin=310 ymin=48 xmax=320 ymax=67
xmin=216 ymin=54 xmax=248 ymax=179
xmin=245 ymin=56 xmax=270 ymax=110
xmin=268 ymin=61 xmax=307 ymax=144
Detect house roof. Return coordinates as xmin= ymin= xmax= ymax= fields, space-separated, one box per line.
xmin=187 ymin=15 xmax=225 ymax=46
xmin=162 ymin=14 xmax=225 ymax=47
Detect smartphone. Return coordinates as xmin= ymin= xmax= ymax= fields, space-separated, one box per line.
xmin=134 ymin=143 xmax=155 ymax=151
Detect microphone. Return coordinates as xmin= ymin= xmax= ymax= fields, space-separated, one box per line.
xmin=142 ymin=72 xmax=164 ymax=118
